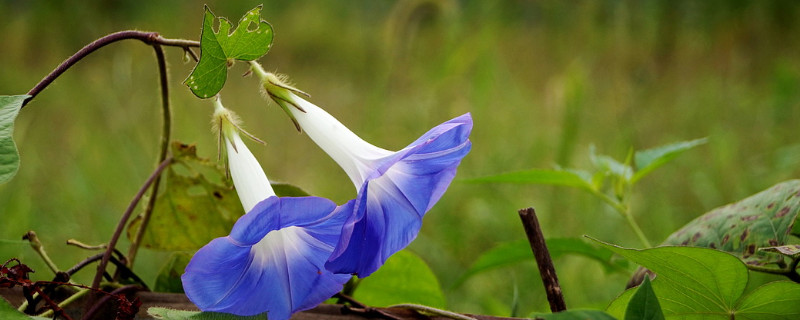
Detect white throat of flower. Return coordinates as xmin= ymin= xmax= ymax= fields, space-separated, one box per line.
xmin=213 ymin=98 xmax=276 ymax=213
xmin=251 ymin=62 xmax=393 ymax=189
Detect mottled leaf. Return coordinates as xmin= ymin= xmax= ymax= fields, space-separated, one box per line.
xmin=154 ymin=252 xmax=193 ymax=293
xmin=601 ymin=241 xmax=800 ymax=319
xmin=632 ymin=138 xmax=706 ymax=183
xmin=625 ymin=277 xmax=664 ymax=320
xmin=465 ymin=169 xmax=593 ymax=191
xmin=126 ymin=143 xmax=243 ymax=251
xmin=185 ymin=5 xmax=274 ymax=98
xmin=531 ymin=310 xmax=617 ymax=320
xmin=354 ymin=250 xmax=446 ymax=308
xmin=148 ymin=307 xmax=267 ymax=320
xmin=126 ymin=143 xmax=307 ymax=251
xmin=662 ymin=180 xmax=800 ymax=266
xmin=455 ymin=238 xmax=627 ymax=287
xmin=0 ymin=95 xmax=29 ymax=184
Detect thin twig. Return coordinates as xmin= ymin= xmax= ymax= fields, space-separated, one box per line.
xmin=86 ymin=156 xmax=172 ymax=312
xmin=388 ymin=304 xmax=478 ymax=320
xmin=126 ymin=42 xmax=173 ymax=268
xmin=22 ymin=30 xmax=198 ymax=108
xmin=518 ymin=207 xmax=567 ymax=313
xmin=22 ymin=231 xmax=60 ymax=275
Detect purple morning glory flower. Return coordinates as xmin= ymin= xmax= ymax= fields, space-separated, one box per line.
xmin=181 ymin=99 xmax=351 ymax=318
xmin=254 ymin=65 xmax=473 ymax=277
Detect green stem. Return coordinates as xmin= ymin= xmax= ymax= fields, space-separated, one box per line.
xmin=590 ymin=190 xmax=651 ymax=248
xmin=22 ymin=231 xmax=60 ymax=274
xmin=38 ymin=288 xmax=90 ymax=318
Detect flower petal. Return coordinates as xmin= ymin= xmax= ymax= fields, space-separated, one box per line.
xmin=326 ymin=114 xmax=473 ymax=276
xmin=182 ymin=196 xmax=351 ymax=318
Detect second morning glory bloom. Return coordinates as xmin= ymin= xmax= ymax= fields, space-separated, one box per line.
xmin=181 ymin=99 xmax=351 ymax=319
xmin=253 ymin=63 xmax=473 ymax=277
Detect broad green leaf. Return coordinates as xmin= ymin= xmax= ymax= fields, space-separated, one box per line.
xmin=0 ymin=95 xmax=29 ymax=184
xmin=631 ymin=138 xmax=707 ymax=183
xmin=662 ymin=180 xmax=800 ymax=266
xmin=465 ymin=169 xmax=594 ymax=191
xmin=531 ymin=310 xmax=617 ymax=320
xmin=455 ymin=238 xmax=627 ymax=287
xmin=735 ymin=281 xmax=800 ymax=319
xmin=185 ymin=5 xmax=274 ymax=98
xmin=126 ymin=143 xmax=244 ymax=251
xmin=601 ymin=241 xmax=800 ymax=319
xmin=154 ymin=252 xmax=193 ymax=293
xmin=353 ymin=250 xmax=446 ymax=308
xmin=0 ymin=297 xmax=49 ymax=320
xmin=148 ymin=307 xmax=267 ymax=320
xmin=601 ymin=244 xmax=748 ymax=317
xmin=625 ymin=277 xmax=664 ymax=320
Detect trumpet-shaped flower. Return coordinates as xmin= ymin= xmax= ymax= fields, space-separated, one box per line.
xmin=181 ymin=99 xmax=351 ymax=319
xmin=254 ymin=64 xmax=473 ymax=277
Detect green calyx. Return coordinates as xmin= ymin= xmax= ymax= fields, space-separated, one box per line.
xmin=249 ymin=61 xmax=308 ymax=132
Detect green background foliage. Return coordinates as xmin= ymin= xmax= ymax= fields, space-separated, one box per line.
xmin=1 ymin=1 xmax=800 ymax=317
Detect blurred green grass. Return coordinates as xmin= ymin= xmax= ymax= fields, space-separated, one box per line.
xmin=1 ymin=0 xmax=800 ymax=316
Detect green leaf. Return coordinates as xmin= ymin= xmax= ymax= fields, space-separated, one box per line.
xmin=154 ymin=252 xmax=193 ymax=293
xmin=148 ymin=307 xmax=267 ymax=320
xmin=600 ymin=241 xmax=800 ymax=319
xmin=353 ymin=250 xmax=446 ymax=308
xmin=454 ymin=238 xmax=627 ymax=287
xmin=631 ymin=138 xmax=707 ymax=183
xmin=624 ymin=277 xmax=664 ymax=320
xmin=270 ymin=182 xmax=310 ymax=197
xmin=465 ymin=169 xmax=594 ymax=191
xmin=530 ymin=309 xmax=617 ymax=320
xmin=0 ymin=95 xmax=29 ymax=184
xmin=185 ymin=5 xmax=274 ymax=98
xmin=662 ymin=180 xmax=800 ymax=266
xmin=0 ymin=297 xmax=49 ymax=320
xmin=735 ymin=281 xmax=800 ymax=319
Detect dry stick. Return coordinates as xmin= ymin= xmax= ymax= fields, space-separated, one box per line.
xmin=84 ymin=156 xmax=172 ymax=319
xmin=518 ymin=207 xmax=567 ymax=313
xmin=126 ymin=42 xmax=172 ymax=268
xmin=22 ymin=30 xmax=198 ymax=108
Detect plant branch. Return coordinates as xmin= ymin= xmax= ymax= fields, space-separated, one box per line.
xmin=22 ymin=231 xmax=60 ymax=275
xmin=87 ymin=156 xmax=172 ymax=306
xmin=22 ymin=30 xmax=198 ymax=108
xmin=126 ymin=42 xmax=173 ymax=268
xmin=590 ymin=190 xmax=652 ymax=248
xmin=388 ymin=304 xmax=478 ymax=320
xmin=518 ymin=207 xmax=567 ymax=313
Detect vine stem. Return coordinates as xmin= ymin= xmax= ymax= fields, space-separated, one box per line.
xmin=591 ymin=190 xmax=652 ymax=248
xmin=86 ymin=156 xmax=172 ymax=313
xmin=126 ymin=42 xmax=173 ymax=267
xmin=22 ymin=30 xmax=198 ymax=108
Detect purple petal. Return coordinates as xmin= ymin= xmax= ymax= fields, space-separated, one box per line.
xmin=326 ymin=113 xmax=473 ymax=277
xmin=182 ymin=196 xmax=352 ymax=319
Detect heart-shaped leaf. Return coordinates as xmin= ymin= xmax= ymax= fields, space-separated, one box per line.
xmin=600 ymin=240 xmax=800 ymax=319
xmin=185 ymin=5 xmax=274 ymax=98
